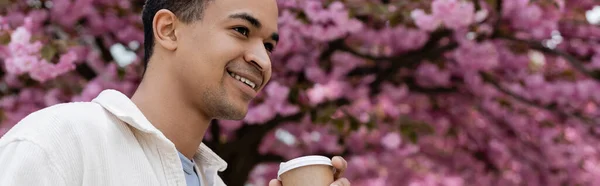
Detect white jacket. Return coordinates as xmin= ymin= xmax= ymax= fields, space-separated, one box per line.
xmin=0 ymin=89 xmax=228 ymax=186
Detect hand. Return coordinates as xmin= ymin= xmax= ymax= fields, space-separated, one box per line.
xmin=268 ymin=156 xmax=351 ymax=186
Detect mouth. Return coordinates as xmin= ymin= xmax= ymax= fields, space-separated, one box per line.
xmin=227 ymin=71 xmax=257 ymax=90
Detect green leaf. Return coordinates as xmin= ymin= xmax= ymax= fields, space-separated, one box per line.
xmin=349 ymin=117 xmax=361 ymax=131
xmin=485 ymin=0 xmax=499 ymax=10
xmin=332 ymin=119 xmax=346 ymax=131
xmin=446 ymin=126 xmax=458 ymax=137
xmin=0 ymin=32 xmax=10 ymax=45
xmin=540 ymin=120 xmax=555 ymax=128
xmin=400 ymin=125 xmax=419 ymax=143
xmin=340 ymin=109 xmax=363 ymax=131
xmin=316 ymin=105 xmax=338 ymax=123
xmin=399 ymin=119 xmax=435 ymax=143
xmin=0 ymin=110 xmax=5 ymax=121
xmin=117 ymin=68 xmax=126 ymax=79
xmin=41 ymin=45 xmax=57 ymax=62
xmin=310 ymin=109 xmax=318 ymax=123
xmin=366 ymin=117 xmax=376 ymax=130
xmin=288 ymin=86 xmax=300 ymax=104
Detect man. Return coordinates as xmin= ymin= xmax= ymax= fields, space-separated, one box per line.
xmin=0 ymin=0 xmax=351 ymax=186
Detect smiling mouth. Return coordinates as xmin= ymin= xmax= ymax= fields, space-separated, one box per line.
xmin=228 ymin=71 xmax=257 ymax=89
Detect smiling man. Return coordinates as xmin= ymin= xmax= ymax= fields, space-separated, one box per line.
xmin=0 ymin=0 xmax=350 ymax=186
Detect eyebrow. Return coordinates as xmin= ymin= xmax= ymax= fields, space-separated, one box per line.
xmin=229 ymin=13 xmax=279 ymax=43
xmin=229 ymin=13 xmax=262 ymax=29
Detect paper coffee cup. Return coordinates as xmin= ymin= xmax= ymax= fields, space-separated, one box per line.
xmin=277 ymin=155 xmax=335 ymax=186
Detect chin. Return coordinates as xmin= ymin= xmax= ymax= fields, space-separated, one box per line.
xmin=215 ymin=105 xmax=248 ymax=121
xmin=216 ymin=113 xmax=247 ymax=121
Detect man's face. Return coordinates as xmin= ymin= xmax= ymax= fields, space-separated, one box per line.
xmin=172 ymin=0 xmax=278 ymax=120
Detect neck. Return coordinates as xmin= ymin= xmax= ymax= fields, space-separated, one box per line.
xmin=131 ymin=62 xmax=211 ymax=160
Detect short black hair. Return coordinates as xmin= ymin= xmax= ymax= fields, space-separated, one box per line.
xmin=141 ymin=0 xmax=211 ymax=72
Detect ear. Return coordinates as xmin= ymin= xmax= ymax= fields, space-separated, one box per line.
xmin=153 ymin=9 xmax=178 ymax=51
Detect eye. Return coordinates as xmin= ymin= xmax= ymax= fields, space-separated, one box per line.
xmin=233 ymin=27 xmax=249 ymax=37
xmin=264 ymin=43 xmax=274 ymax=53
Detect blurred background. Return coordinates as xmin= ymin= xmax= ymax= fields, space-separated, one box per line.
xmin=1 ymin=0 xmax=600 ymax=185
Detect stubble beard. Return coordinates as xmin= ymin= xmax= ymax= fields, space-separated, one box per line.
xmin=201 ymin=87 xmax=247 ymax=121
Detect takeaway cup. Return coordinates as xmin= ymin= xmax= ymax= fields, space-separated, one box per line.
xmin=277 ymin=155 xmax=335 ymax=186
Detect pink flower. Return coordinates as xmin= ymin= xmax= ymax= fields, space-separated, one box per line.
xmin=588 ymin=54 xmax=600 ymax=70
xmin=0 ymin=96 xmax=18 ymax=110
xmin=377 ymin=95 xmax=402 ymax=118
xmin=6 ymin=27 xmax=43 ymax=57
xmin=411 ymin=9 xmax=441 ymax=31
xmin=306 ymin=81 xmax=347 ymax=105
xmin=43 ymin=88 xmax=64 ymax=107
xmin=10 ymin=27 xmax=32 ymax=44
xmin=72 ymin=81 xmax=104 ymax=102
xmin=273 ymin=10 xmax=310 ymax=58
xmin=4 ymin=55 xmax=40 ymax=75
xmin=244 ymin=104 xmax=276 ymax=124
xmin=29 ymin=51 xmax=78 ymax=82
xmin=285 ymin=55 xmax=309 ymax=72
xmin=3 ymin=25 xmax=45 ymax=77
xmin=431 ymin=0 xmax=475 ymax=29
xmin=307 ymin=84 xmax=328 ymax=105
xmin=265 ymin=82 xmax=290 ymax=101
xmin=381 ymin=83 xmax=409 ymax=101
xmin=219 ymin=120 xmax=244 ymax=132
xmin=116 ymin=25 xmax=144 ymax=43
xmin=381 ymin=133 xmax=402 ymax=150
xmin=305 ymin=66 xmax=328 ymax=84
xmin=453 ymin=41 xmax=499 ymax=71
xmin=415 ymin=63 xmax=452 ymax=87
xmin=330 ymin=52 xmax=366 ymax=79
xmin=247 ymin=163 xmax=280 ymax=186
xmin=301 ymin=1 xmax=363 ymax=41
xmin=0 ymin=16 xmax=9 ymax=31
xmin=262 ymin=82 xmax=300 ymax=116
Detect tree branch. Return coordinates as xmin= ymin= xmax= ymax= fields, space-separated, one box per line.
xmin=257 ymin=154 xmax=286 ymax=163
xmin=207 ymin=120 xmax=221 ymax=146
xmin=216 ymin=112 xmax=304 ymax=186
xmin=333 ymin=40 xmax=395 ymax=61
xmin=496 ymin=0 xmax=503 ymax=17
xmin=258 ymin=150 xmax=352 ymax=163
xmin=337 ymin=29 xmax=458 ymax=94
xmin=95 ymin=37 xmax=116 ymax=63
xmin=341 ymin=29 xmax=454 ymax=62
xmin=367 ymin=42 xmax=458 ymax=94
xmin=480 ymin=72 xmax=595 ymax=124
xmin=502 ymin=36 xmax=600 ymax=81
xmin=403 ymin=77 xmax=457 ymax=94
xmin=476 ymin=104 xmax=548 ymax=180
xmin=474 ymin=0 xmax=481 ymax=11
xmin=75 ymin=63 xmax=97 ymax=81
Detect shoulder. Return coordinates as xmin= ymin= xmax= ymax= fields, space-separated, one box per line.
xmin=0 ymin=102 xmax=111 ymax=185
xmin=0 ymin=101 xmax=116 ymax=147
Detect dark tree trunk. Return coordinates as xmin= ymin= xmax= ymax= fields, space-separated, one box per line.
xmin=204 ymin=115 xmax=300 ymax=186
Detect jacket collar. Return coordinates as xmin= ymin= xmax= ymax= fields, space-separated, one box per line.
xmin=91 ymin=89 xmax=228 ymax=172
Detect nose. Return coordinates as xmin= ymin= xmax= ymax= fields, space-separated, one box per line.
xmin=243 ymin=41 xmax=271 ymax=73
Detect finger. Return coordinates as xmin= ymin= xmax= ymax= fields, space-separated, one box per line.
xmin=268 ymin=179 xmax=282 ymax=186
xmin=330 ymin=177 xmax=351 ymax=186
xmin=332 ymin=156 xmax=348 ymax=178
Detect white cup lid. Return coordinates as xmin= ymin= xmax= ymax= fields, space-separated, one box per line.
xmin=277 ymin=155 xmax=333 ymax=180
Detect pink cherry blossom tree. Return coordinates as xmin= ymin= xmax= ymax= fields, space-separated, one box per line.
xmin=1 ymin=0 xmax=600 ymax=186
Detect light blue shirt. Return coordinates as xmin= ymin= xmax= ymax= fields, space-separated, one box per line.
xmin=178 ymin=151 xmax=201 ymax=186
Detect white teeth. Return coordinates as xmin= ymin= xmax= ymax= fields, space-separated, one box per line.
xmin=228 ymin=72 xmax=257 ymax=89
